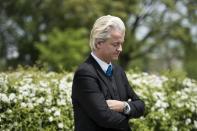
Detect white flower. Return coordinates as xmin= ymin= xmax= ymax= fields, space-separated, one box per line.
xmin=7 ymin=109 xmax=12 ymax=113
xmin=9 ymin=93 xmax=16 ymax=101
xmin=172 ymin=126 xmax=178 ymax=131
xmin=46 ymin=72 xmax=56 ymax=77
xmin=18 ymin=94 xmax=23 ymax=100
xmin=57 ymin=99 xmax=66 ymax=106
xmin=176 ymin=91 xmax=181 ymax=95
xmin=51 ymin=107 xmax=58 ymax=111
xmin=177 ymin=103 xmax=184 ymax=108
xmin=21 ymin=91 xmax=29 ymax=97
xmin=54 ymin=110 xmax=61 ymax=116
xmin=0 ymin=93 xmax=10 ymax=103
xmin=48 ymin=116 xmax=53 ymax=122
xmin=29 ymin=92 xmax=35 ymax=97
xmin=185 ymin=118 xmax=191 ymax=125
xmin=185 ymin=103 xmax=190 ymax=108
xmin=36 ymin=97 xmax=45 ymax=104
xmin=153 ymin=92 xmax=165 ymax=100
xmin=191 ymin=106 xmax=195 ymax=112
xmin=21 ymin=102 xmax=27 ymax=108
xmin=59 ymin=79 xmax=68 ymax=91
xmin=45 ymin=97 xmax=52 ymax=106
xmin=27 ymin=103 xmax=34 ymax=109
xmin=46 ymin=88 xmax=51 ymax=94
xmin=158 ymin=108 xmax=165 ymax=113
xmin=44 ymin=108 xmax=52 ymax=113
xmin=131 ymin=79 xmax=142 ymax=87
xmin=155 ymin=99 xmax=169 ymax=109
xmin=58 ymin=123 xmax=64 ymax=128
xmin=23 ymin=77 xmax=33 ymax=84
xmin=39 ymin=81 xmax=48 ymax=88
xmin=51 ymin=79 xmax=59 ymax=85
xmin=183 ymin=78 xmax=195 ymax=87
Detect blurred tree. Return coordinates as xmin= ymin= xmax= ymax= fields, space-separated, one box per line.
xmin=0 ymin=0 xmax=196 ymax=79
xmin=119 ymin=0 xmax=197 ymax=79
xmin=36 ymin=28 xmax=89 ymax=71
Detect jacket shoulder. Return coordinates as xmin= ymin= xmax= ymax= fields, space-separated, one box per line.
xmin=75 ymin=62 xmax=97 ymax=77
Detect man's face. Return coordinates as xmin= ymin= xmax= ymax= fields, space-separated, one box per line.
xmin=98 ymin=30 xmax=124 ymax=63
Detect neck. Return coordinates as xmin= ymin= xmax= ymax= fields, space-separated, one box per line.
xmin=92 ymin=51 xmax=110 ymax=64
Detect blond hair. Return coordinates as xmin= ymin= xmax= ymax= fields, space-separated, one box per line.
xmin=89 ymin=15 xmax=125 ymax=50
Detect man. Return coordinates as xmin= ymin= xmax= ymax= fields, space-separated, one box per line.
xmin=72 ymin=15 xmax=145 ymax=131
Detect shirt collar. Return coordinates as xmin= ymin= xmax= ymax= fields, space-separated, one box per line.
xmin=91 ymin=52 xmax=112 ymax=73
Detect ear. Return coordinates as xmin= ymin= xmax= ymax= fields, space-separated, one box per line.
xmin=95 ymin=42 xmax=102 ymax=49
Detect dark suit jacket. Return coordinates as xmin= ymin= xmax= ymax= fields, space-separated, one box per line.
xmin=72 ymin=55 xmax=145 ymax=131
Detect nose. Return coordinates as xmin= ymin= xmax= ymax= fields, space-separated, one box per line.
xmin=117 ymin=44 xmax=122 ymax=52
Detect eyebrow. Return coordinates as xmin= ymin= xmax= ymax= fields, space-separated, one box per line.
xmin=112 ymin=41 xmax=124 ymax=44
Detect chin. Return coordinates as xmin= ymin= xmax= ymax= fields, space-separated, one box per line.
xmin=113 ymin=57 xmax=119 ymax=60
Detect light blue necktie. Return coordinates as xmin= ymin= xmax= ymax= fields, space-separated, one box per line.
xmin=106 ymin=65 xmax=112 ymax=77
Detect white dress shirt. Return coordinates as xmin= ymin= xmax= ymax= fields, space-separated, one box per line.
xmin=91 ymin=52 xmax=112 ymax=74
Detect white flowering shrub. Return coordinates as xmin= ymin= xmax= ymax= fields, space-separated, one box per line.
xmin=127 ymin=72 xmax=197 ymax=131
xmin=0 ymin=69 xmax=73 ymax=130
xmin=0 ymin=69 xmax=197 ymax=130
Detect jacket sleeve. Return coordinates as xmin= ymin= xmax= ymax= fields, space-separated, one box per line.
xmin=72 ymin=69 xmax=129 ymax=130
xmin=121 ymin=70 xmax=145 ymax=118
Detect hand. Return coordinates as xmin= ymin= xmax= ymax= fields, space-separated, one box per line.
xmin=106 ymin=100 xmax=125 ymax=112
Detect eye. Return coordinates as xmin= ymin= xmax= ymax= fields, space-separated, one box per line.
xmin=111 ymin=42 xmax=122 ymax=47
xmin=112 ymin=43 xmax=118 ymax=47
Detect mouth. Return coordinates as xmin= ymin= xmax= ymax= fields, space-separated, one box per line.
xmin=114 ymin=53 xmax=120 ymax=57
xmin=115 ymin=52 xmax=120 ymax=55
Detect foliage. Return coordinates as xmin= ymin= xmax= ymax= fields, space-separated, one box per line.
xmin=1 ymin=0 xmax=197 ymax=79
xmin=36 ymin=28 xmax=89 ymax=71
xmin=1 ymin=69 xmax=197 ymax=130
xmin=0 ymin=69 xmax=73 ymax=130
xmin=127 ymin=71 xmax=197 ymax=131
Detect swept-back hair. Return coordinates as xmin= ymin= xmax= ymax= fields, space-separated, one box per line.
xmin=89 ymin=15 xmax=125 ymax=51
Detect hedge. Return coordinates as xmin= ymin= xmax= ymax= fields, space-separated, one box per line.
xmin=0 ymin=69 xmax=197 ymax=131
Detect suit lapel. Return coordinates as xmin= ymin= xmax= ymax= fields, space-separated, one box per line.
xmin=87 ymin=55 xmax=115 ymax=99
